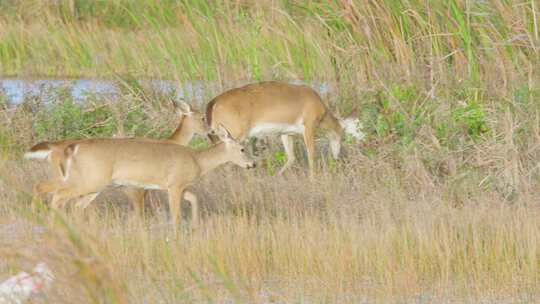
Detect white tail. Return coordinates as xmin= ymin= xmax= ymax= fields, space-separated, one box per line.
xmin=24 ymin=141 xmax=54 ymax=161
xmin=24 ymin=150 xmax=51 ymax=161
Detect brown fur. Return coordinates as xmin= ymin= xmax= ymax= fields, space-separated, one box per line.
xmin=31 ymin=126 xmax=254 ymax=227
xmin=28 ymin=103 xmax=210 ymax=214
xmin=29 ymin=141 xmax=51 ymax=152
xmin=205 ymin=81 xmax=347 ymax=175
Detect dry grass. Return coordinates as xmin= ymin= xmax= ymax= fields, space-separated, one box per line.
xmin=1 ymin=0 xmax=538 ymax=90
xmin=1 ymin=95 xmax=540 ymax=303
xmin=0 ymin=1 xmax=539 ymax=302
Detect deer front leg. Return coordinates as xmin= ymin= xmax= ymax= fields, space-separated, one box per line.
xmin=167 ymin=186 xmax=186 ymax=228
xmin=278 ymin=134 xmax=296 ymax=175
xmin=328 ymin=131 xmax=342 ymax=160
xmin=303 ymin=125 xmax=316 ymax=177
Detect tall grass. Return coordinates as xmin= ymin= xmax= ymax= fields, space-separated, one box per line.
xmin=0 ymin=1 xmax=540 ymax=302
xmin=0 ymin=1 xmax=538 ymax=88
xmin=0 ymin=89 xmax=539 ymax=302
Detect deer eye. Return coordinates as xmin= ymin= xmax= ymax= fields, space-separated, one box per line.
xmin=240 ymin=148 xmax=245 ymax=153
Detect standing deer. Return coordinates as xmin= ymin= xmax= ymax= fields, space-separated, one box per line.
xmin=205 ymin=81 xmax=364 ymax=175
xmin=26 ymin=125 xmax=255 ymax=227
xmin=25 ymin=101 xmax=209 ymax=215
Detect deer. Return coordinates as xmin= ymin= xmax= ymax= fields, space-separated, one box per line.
xmin=25 ymin=101 xmax=210 ymax=215
xmin=25 ymin=125 xmax=255 ymax=227
xmin=205 ymin=81 xmax=364 ymax=175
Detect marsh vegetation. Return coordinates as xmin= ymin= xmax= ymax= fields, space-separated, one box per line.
xmin=0 ymin=1 xmax=539 ymax=302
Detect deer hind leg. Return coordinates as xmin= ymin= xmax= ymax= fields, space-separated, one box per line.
xmin=328 ymin=131 xmax=341 ymax=160
xmin=278 ymin=134 xmax=296 ymax=175
xmin=183 ymin=190 xmax=199 ymax=228
xmin=33 ymin=179 xmax=61 ymax=201
xmin=122 ymin=187 xmax=146 ymax=216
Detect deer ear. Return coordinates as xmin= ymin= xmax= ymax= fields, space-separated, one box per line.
xmin=180 ymin=102 xmax=193 ymax=115
xmin=216 ymin=124 xmax=234 ymax=143
xmin=175 ymin=100 xmax=192 ymax=116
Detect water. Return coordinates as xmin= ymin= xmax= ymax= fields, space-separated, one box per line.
xmin=0 ymin=78 xmax=207 ymax=105
xmin=0 ymin=78 xmax=333 ymax=106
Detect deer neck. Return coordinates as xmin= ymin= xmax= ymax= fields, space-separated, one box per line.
xmin=168 ymin=115 xmax=194 ymax=145
xmin=194 ymin=143 xmax=230 ymax=176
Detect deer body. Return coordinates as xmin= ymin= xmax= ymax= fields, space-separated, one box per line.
xmin=206 ymin=81 xmax=363 ymax=175
xmin=25 ymin=102 xmax=208 ymax=214
xmin=66 ymin=139 xmax=199 ymax=192
xmin=27 ymin=127 xmax=254 ymax=227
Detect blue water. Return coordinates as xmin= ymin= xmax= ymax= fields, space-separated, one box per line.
xmin=0 ymin=78 xmax=332 ymax=106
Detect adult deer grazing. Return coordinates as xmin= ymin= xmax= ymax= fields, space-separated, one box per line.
xmin=26 ymin=125 xmax=255 ymax=227
xmin=205 ymin=81 xmax=364 ymax=175
xmin=25 ymin=101 xmax=209 ymax=215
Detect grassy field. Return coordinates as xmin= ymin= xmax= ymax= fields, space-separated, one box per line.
xmin=1 ymin=1 xmax=540 ymax=303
